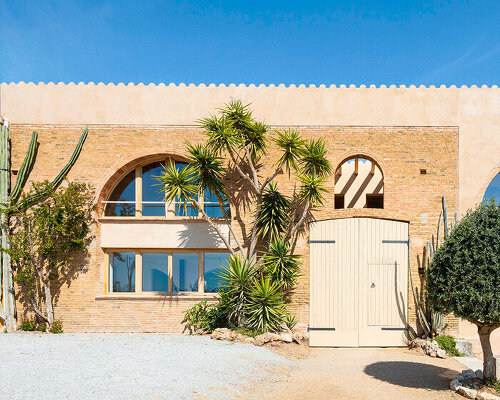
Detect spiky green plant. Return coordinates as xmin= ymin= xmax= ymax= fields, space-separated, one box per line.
xmin=256 ymin=182 xmax=291 ymax=243
xmin=261 ymin=238 xmax=301 ymax=291
xmin=273 ymin=129 xmax=305 ymax=175
xmin=246 ymin=276 xmax=286 ymax=333
xmin=300 ymin=139 xmax=332 ymax=177
xmin=217 ymin=255 xmax=256 ymax=326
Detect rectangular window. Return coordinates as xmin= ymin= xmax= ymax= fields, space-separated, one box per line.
xmin=172 ymin=253 xmax=199 ymax=292
xmin=142 ymin=253 xmax=169 ymax=292
xmin=334 ymin=194 xmax=345 ymax=209
xmin=366 ymin=194 xmax=384 ymax=209
xmin=204 ymin=252 xmax=230 ymax=293
xmin=110 ymin=252 xmax=136 ymax=292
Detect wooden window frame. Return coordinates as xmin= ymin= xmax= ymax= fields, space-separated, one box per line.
xmin=104 ymin=248 xmax=229 ymax=297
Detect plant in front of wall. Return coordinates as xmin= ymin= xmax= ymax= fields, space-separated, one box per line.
xmin=160 ymin=100 xmax=331 ymax=332
xmin=426 ymin=199 xmax=500 ymax=379
xmin=0 ymin=120 xmax=88 ymax=331
xmin=409 ymin=195 xmax=456 ymax=339
xmin=5 ymin=181 xmax=94 ymax=329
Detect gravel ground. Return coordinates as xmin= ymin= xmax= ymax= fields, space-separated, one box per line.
xmin=0 ymin=333 xmax=292 ymax=400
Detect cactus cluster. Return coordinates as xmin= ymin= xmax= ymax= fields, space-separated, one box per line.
xmin=0 ymin=122 xmax=88 ymax=331
xmin=409 ymin=195 xmax=457 ymax=338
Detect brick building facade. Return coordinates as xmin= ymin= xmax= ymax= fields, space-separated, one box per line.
xmin=1 ymin=83 xmax=498 ymax=344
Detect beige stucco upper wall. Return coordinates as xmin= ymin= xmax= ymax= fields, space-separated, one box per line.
xmin=1 ymin=82 xmax=499 ymax=213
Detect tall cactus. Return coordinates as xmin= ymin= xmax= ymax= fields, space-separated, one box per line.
xmin=0 ymin=122 xmax=88 ymax=331
xmin=409 ymin=195 xmax=454 ymax=338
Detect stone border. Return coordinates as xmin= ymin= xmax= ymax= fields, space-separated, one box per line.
xmin=450 ymin=370 xmax=500 ymax=400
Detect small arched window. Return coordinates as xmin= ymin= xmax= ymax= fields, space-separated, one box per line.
xmin=483 ymin=173 xmax=500 ymax=204
xmin=334 ymin=156 xmax=384 ymax=209
xmin=104 ymin=159 xmax=228 ymax=218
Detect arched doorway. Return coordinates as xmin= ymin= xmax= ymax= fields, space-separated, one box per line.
xmin=483 ymin=173 xmax=500 ymax=204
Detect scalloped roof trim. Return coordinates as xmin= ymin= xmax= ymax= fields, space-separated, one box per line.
xmin=0 ymin=82 xmax=498 ymax=89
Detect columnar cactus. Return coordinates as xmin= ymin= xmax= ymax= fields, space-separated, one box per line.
xmin=0 ymin=122 xmax=88 ymax=331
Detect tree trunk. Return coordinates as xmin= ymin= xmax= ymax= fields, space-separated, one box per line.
xmin=477 ymin=324 xmax=497 ymax=379
xmin=43 ymin=281 xmax=54 ymax=326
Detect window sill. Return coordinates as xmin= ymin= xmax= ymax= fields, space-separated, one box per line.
xmin=95 ymin=293 xmax=218 ymax=301
xmin=99 ymin=216 xmax=228 ymax=223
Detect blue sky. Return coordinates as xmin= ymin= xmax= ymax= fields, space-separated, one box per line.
xmin=1 ymin=0 xmax=499 ymax=85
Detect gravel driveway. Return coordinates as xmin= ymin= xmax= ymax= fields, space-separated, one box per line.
xmin=0 ymin=333 xmax=291 ymax=400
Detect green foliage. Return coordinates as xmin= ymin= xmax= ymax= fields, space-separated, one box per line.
xmin=261 ymin=238 xmax=301 ymax=291
xmin=297 ymin=173 xmax=328 ymax=207
xmin=426 ymin=199 xmax=500 ymax=325
xmin=182 ymin=300 xmax=220 ymax=333
xmin=246 ymin=277 xmax=286 ymax=333
xmin=435 ymin=335 xmax=462 ymax=356
xmin=484 ymin=378 xmax=500 ymax=393
xmin=7 ymin=181 xmax=94 ymax=326
xmin=234 ymin=326 xmax=261 ymax=337
xmin=273 ymin=129 xmax=305 ymax=175
xmin=19 ymin=318 xmax=38 ymax=331
xmin=300 ymin=139 xmax=332 ymax=177
xmin=256 ymin=183 xmax=291 ymax=243
xmin=157 ymin=162 xmax=199 ymax=211
xmin=285 ymin=314 xmax=297 ymax=330
xmin=49 ymin=320 xmax=63 ymax=334
xmin=217 ymin=255 xmax=256 ymax=326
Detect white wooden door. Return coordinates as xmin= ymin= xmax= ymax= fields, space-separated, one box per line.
xmin=309 ymin=218 xmax=408 ymax=347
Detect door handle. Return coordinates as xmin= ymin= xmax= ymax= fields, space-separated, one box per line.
xmin=371 ymin=283 xmax=375 ymax=288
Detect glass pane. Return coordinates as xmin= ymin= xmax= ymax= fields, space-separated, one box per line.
xmin=111 ymin=252 xmax=135 ymax=292
xmin=142 ymin=253 xmax=168 ymax=292
xmin=204 ymin=188 xmax=230 ymax=218
xmin=105 ymin=170 xmax=135 ymax=216
xmin=172 ymin=253 xmax=198 ymax=292
xmin=483 ymin=173 xmax=500 ymax=204
xmin=175 ymin=162 xmax=198 ymax=217
xmin=204 ymin=252 xmax=230 ymax=293
xmin=142 ymin=162 xmax=166 ymax=216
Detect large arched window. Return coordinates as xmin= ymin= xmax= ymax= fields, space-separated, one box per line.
xmin=334 ymin=156 xmax=384 ymax=209
xmin=103 ymin=159 xmax=228 ymax=218
xmin=483 ymin=173 xmax=500 ymax=204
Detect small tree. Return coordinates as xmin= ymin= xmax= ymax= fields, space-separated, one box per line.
xmin=426 ymin=199 xmax=500 ymax=378
xmin=5 ymin=181 xmax=94 ymax=328
xmin=158 ymin=100 xmax=331 ymax=261
xmin=163 ymin=100 xmax=332 ymax=332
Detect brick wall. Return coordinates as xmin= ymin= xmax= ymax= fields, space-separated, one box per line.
xmin=9 ymin=124 xmax=459 ymax=333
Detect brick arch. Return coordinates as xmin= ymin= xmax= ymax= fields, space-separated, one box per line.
xmin=95 ymin=151 xmax=190 ymax=216
xmin=334 ymin=152 xmax=385 ymax=179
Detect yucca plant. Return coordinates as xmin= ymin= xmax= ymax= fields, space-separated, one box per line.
xmin=261 ymin=238 xmax=301 ymax=291
xmin=246 ymin=276 xmax=286 ymax=333
xmin=256 ymin=183 xmax=291 ymax=244
xmin=217 ymin=255 xmax=256 ymax=326
xmin=160 ymin=99 xmax=333 ymax=263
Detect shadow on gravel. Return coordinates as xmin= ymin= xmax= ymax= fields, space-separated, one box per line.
xmin=364 ymin=361 xmax=456 ymax=390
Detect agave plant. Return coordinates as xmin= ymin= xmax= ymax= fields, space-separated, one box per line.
xmin=261 ymin=238 xmax=301 ymax=291
xmin=246 ymin=276 xmax=286 ymax=333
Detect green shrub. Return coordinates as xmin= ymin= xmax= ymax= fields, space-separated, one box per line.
xmin=19 ymin=318 xmax=38 ymax=331
xmin=261 ymin=238 xmax=301 ymax=291
xmin=49 ymin=320 xmax=63 ymax=334
xmin=246 ymin=277 xmax=286 ymax=333
xmin=182 ymin=300 xmax=220 ymax=333
xmin=234 ymin=326 xmax=261 ymax=337
xmin=435 ymin=335 xmax=462 ymax=356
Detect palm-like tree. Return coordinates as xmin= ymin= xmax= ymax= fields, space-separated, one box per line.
xmin=158 ymin=99 xmax=332 ymax=263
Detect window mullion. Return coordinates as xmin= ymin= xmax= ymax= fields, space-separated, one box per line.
xmin=168 ymin=253 xmax=173 ymax=292
xmin=198 ymin=252 xmax=204 ymax=294
xmin=135 ymin=166 xmax=143 ymax=217
xmin=135 ymin=251 xmax=142 ymax=294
